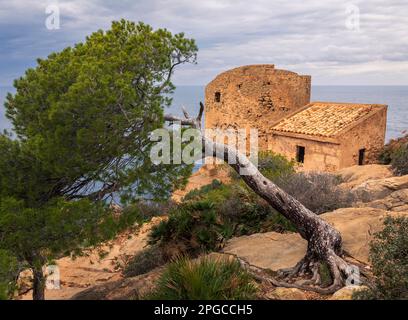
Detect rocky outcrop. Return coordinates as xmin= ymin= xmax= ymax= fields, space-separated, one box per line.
xmin=337 ymin=164 xmax=393 ymax=189
xmin=223 ymin=232 xmax=306 ymax=271
xmin=20 ymin=217 xmax=164 ymax=300
xmin=362 ymin=189 xmax=408 ymax=212
xmin=322 ymin=208 xmax=408 ymax=264
xmin=351 ymin=175 xmax=408 ymax=203
xmin=70 ymin=206 xmax=404 ymax=301
xmin=329 ymin=285 xmax=369 ymax=300
xmin=266 ymin=287 xmax=307 ymax=300
xmin=223 ymin=208 xmax=408 ymax=268
xmin=338 ymin=165 xmax=408 ymax=212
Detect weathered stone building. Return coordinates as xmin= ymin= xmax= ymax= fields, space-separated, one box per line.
xmin=205 ymin=64 xmax=311 ymax=149
xmin=269 ymin=102 xmax=388 ymax=171
xmin=205 ymin=64 xmax=388 ymax=172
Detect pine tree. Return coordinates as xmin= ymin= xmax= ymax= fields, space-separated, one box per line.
xmin=0 ymin=20 xmax=197 ymax=300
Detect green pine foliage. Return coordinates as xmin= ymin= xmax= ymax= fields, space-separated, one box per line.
xmin=257 ymin=151 xmax=296 ymax=181
xmin=0 ymin=250 xmax=20 ymax=300
xmin=4 ymin=19 xmax=196 ymax=202
xmin=0 ymin=19 xmax=197 ymax=299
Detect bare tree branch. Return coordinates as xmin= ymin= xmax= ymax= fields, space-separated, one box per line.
xmin=164 ymin=114 xmax=197 ymax=127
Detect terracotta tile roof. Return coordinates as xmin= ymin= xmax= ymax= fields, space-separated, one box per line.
xmin=272 ymin=102 xmax=381 ymax=138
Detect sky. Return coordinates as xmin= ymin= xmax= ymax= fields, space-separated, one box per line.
xmin=0 ymin=0 xmax=408 ymax=86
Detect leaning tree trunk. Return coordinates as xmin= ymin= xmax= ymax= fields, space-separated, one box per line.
xmin=164 ymin=103 xmax=355 ymax=293
xmin=32 ymin=266 xmax=45 ymax=300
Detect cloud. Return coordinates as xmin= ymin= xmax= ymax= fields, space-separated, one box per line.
xmin=0 ymin=0 xmax=407 ymax=85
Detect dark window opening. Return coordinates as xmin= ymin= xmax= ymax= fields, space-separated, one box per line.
xmin=358 ymin=148 xmax=366 ymax=165
xmin=296 ymin=146 xmax=305 ymax=163
xmin=215 ymin=92 xmax=221 ymax=102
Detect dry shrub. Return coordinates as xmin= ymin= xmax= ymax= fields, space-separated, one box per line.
xmin=276 ymin=172 xmax=355 ymax=214
xmin=123 ymin=245 xmax=166 ymax=278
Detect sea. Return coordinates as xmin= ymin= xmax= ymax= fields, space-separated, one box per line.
xmin=1 ymin=85 xmax=407 ymax=141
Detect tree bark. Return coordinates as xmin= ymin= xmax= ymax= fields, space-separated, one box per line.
xmin=164 ymin=103 xmax=354 ymax=293
xmin=32 ymin=266 xmax=45 ymax=300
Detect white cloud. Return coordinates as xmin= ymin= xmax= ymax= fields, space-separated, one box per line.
xmin=0 ymin=0 xmax=407 ymax=85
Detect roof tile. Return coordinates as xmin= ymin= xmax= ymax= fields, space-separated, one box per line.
xmin=272 ymin=102 xmax=381 ymax=138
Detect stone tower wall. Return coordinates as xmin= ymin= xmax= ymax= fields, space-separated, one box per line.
xmin=204 ymin=65 xmax=311 ymax=149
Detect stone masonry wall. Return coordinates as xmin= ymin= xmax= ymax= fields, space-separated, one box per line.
xmin=205 ymin=65 xmax=311 ymax=149
xmin=268 ymin=134 xmax=341 ymax=172
xmin=339 ymin=107 xmax=387 ymax=167
xmin=268 ymin=107 xmax=387 ymax=171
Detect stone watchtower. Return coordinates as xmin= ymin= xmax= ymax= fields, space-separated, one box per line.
xmin=205 ymin=64 xmax=311 ymax=148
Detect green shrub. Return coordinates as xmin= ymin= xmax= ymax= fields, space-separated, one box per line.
xmin=353 ymin=216 xmax=408 ymax=300
xmin=391 ymin=145 xmax=408 ymax=176
xmin=121 ymin=200 xmax=175 ymax=225
xmin=148 ymin=200 xmax=224 ymax=255
xmin=266 ymin=211 xmax=297 ymax=233
xmin=378 ymin=134 xmax=408 ymax=164
xmin=378 ymin=134 xmax=408 ymax=176
xmin=258 ymin=151 xmax=296 ymax=181
xmin=228 ymin=151 xmax=295 ymax=182
xmin=276 ymin=172 xmax=355 ymax=214
xmin=146 ymin=256 xmax=256 ymax=300
xmin=217 ymin=187 xmax=296 ymax=234
xmin=0 ymin=250 xmax=20 ymax=300
xmin=183 ymin=179 xmax=223 ymax=201
xmin=150 ymin=181 xmax=296 ymax=258
xmin=144 ymin=155 xmax=297 ymax=266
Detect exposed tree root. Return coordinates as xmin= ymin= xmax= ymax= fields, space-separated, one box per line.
xmin=224 ymin=251 xmax=366 ymax=296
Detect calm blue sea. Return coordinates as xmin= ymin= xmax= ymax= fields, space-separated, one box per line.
xmin=1 ymin=85 xmax=407 ymax=141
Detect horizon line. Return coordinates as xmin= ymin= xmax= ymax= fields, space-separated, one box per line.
xmin=1 ymin=84 xmax=408 ymax=89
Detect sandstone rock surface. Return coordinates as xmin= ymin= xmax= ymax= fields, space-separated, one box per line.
xmin=329 ymin=285 xmax=370 ymax=300
xmin=361 ymin=189 xmax=408 ymax=212
xmin=337 ymin=164 xmax=393 ymax=189
xmin=71 ymin=267 xmax=162 ymax=300
xmin=223 ymin=208 xmax=408 ymax=268
xmin=351 ymin=175 xmax=408 ymax=202
xmin=266 ymin=287 xmax=307 ymax=300
xmin=20 ymin=217 xmax=164 ymax=300
xmin=222 ymin=232 xmax=306 ymax=271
